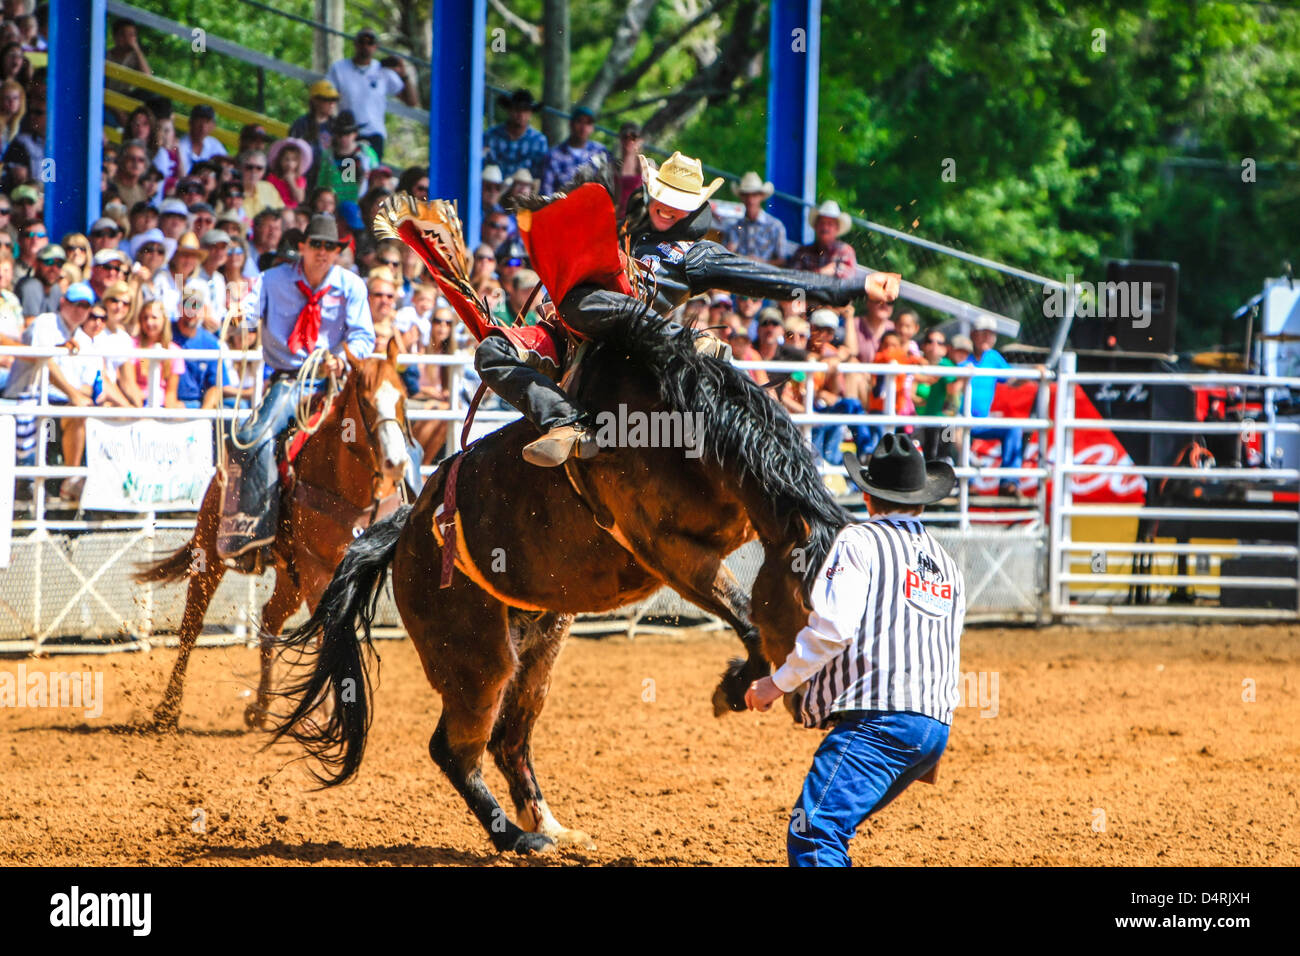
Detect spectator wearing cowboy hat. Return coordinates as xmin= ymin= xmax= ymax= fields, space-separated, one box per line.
xmin=503 ymin=167 xmax=536 ymax=205
xmin=790 ymin=199 xmax=858 ymax=280
xmin=317 ymin=109 xmax=377 ymax=205
xmin=540 ymin=105 xmax=610 ymax=195
xmin=484 ymin=88 xmax=549 ymax=181
xmin=746 ymin=431 xmax=964 ymax=868
xmin=290 ymin=78 xmax=340 ymax=178
xmin=724 ymin=171 xmax=788 ymax=265
xmin=326 ymin=27 xmax=418 ymax=161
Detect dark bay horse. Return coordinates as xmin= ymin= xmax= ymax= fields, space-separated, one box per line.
xmin=268 ymin=312 xmax=849 ymax=854
xmin=135 ymin=340 xmax=413 ymax=730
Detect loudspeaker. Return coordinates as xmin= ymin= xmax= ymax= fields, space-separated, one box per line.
xmin=1220 ymin=556 xmax=1298 ymax=609
xmin=1104 ymin=259 xmax=1178 ymax=353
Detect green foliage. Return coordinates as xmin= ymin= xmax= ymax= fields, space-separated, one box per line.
xmin=119 ymin=0 xmax=1299 ymax=350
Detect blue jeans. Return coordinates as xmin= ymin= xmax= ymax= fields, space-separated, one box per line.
xmin=811 ymin=397 xmax=877 ymax=466
xmin=971 ymin=423 xmax=1023 ymax=472
xmin=788 ymin=710 xmax=949 ymax=867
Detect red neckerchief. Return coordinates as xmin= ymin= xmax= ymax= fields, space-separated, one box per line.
xmin=288 ymin=270 xmax=331 ymax=354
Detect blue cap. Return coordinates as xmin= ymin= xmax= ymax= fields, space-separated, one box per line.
xmin=338 ymin=200 xmax=363 ymax=231
xmin=64 ymin=282 xmax=96 ymax=304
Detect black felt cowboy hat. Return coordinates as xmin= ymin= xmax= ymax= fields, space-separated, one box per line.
xmin=497 ymin=88 xmax=542 ymax=111
xmin=844 ymin=432 xmax=956 ymax=505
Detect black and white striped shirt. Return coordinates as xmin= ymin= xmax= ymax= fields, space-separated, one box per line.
xmin=771 ymin=516 xmax=966 ymax=729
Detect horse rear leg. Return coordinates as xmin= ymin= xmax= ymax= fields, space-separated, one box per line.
xmin=152 ymin=548 xmax=226 ymax=731
xmin=245 ymin=568 xmax=304 ymax=729
xmin=487 ymin=612 xmax=594 ymax=850
xmin=403 ymin=581 xmax=553 ymax=854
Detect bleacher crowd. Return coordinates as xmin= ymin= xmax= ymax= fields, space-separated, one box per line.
xmin=1 ymin=14 xmax=1024 ymax=505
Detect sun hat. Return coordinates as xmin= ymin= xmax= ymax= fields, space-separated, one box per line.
xmin=808 ymin=199 xmax=852 ymax=236
xmin=950 ymin=334 xmax=974 ymax=353
xmin=268 ymin=137 xmax=313 ymax=172
xmin=482 ymin=164 xmax=504 ymax=186
xmin=973 ymin=314 xmax=999 ymax=333
xmin=733 ymin=171 xmax=774 ymax=199
xmin=843 ymin=432 xmax=957 ymax=505
xmin=640 ymin=151 xmax=724 ymax=212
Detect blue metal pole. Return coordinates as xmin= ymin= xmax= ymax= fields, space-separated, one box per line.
xmin=429 ymin=0 xmax=486 ymax=244
xmin=765 ymin=0 xmax=820 ymax=246
xmin=46 ymin=0 xmax=105 ymax=243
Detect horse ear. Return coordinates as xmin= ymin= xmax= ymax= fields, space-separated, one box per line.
xmin=386 ymin=335 xmax=401 ymax=366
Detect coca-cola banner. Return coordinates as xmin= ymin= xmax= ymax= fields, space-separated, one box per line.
xmin=968 ymin=381 xmax=1146 ymax=503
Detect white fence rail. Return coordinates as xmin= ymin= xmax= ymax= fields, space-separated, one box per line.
xmin=2 ymin=347 xmax=1297 ymax=653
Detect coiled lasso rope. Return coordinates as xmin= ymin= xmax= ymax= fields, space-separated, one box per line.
xmin=215 ymin=303 xmax=338 ymax=476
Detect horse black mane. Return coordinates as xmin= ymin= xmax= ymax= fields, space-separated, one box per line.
xmin=593 ymin=303 xmax=852 ymax=600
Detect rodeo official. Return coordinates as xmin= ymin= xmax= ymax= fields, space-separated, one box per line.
xmin=746 ymin=433 xmax=966 ymax=867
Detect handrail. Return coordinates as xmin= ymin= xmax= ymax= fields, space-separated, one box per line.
xmin=105 ymin=61 xmax=289 ymax=138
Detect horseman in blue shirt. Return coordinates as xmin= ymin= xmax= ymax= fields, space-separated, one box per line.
xmin=217 ymin=215 xmax=379 ymax=559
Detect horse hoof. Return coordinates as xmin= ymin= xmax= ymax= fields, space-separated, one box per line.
xmin=508 ymin=832 xmax=556 ymax=855
xmin=549 ymin=828 xmax=596 ymax=851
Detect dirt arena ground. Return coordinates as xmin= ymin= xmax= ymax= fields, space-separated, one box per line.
xmin=1 ymin=622 xmax=1297 ymax=866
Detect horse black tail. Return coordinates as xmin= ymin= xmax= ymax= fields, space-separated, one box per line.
xmin=265 ymin=504 xmax=413 ymax=787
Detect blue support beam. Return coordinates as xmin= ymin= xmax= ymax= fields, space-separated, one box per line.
xmin=765 ymin=0 xmax=821 ymax=246
xmin=46 ymin=0 xmax=106 ymax=244
xmin=429 ymin=0 xmax=487 ymax=244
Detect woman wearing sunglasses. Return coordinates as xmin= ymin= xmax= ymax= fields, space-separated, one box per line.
xmin=59 ymin=233 xmax=91 ymax=282
xmin=239 ymin=149 xmax=285 ymax=220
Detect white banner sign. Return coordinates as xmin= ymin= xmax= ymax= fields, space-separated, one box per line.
xmin=81 ymin=419 xmax=215 ymax=512
xmin=0 ymin=415 xmax=13 ymax=568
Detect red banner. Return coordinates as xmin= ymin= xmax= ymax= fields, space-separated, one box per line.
xmin=968 ymin=381 xmax=1146 ymax=503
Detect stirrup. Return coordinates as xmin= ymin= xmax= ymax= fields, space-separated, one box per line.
xmin=522 ymin=424 xmax=599 ymax=468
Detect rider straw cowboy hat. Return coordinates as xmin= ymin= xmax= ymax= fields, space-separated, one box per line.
xmin=640 ymin=151 xmax=724 ymax=212
xmin=733 ymin=171 xmax=775 ymax=199
xmin=808 ymin=199 xmax=853 ymax=237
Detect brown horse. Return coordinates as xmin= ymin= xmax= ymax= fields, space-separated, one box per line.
xmin=135 ymin=339 xmax=413 ymax=731
xmin=269 ymin=311 xmax=849 ymax=853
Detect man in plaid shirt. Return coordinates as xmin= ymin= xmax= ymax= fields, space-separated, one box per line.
xmin=790 ymin=199 xmax=859 ymax=280
xmin=484 ymin=89 xmax=550 ymax=180
xmin=540 ymin=106 xmax=611 ymax=195
xmin=724 ymin=172 xmax=788 ymax=265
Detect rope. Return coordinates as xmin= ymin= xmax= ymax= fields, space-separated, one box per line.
xmin=293 ymin=346 xmax=339 ymax=435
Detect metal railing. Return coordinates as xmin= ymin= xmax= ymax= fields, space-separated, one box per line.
xmin=3 ymin=346 xmax=1297 ymax=653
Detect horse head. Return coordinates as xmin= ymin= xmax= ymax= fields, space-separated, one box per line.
xmin=340 ymin=338 xmax=412 ymax=498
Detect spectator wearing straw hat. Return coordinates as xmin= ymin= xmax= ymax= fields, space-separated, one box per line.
xmin=326 ymin=27 xmax=417 ymax=162
xmin=724 ymin=171 xmax=787 ymax=265
xmin=540 ymin=105 xmax=609 ymax=195
xmin=177 ymin=103 xmax=227 ymax=177
xmin=790 ymin=199 xmax=858 ymax=280
xmin=290 ymin=78 xmax=340 ymax=177
xmin=484 ymin=88 xmax=549 ymax=181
